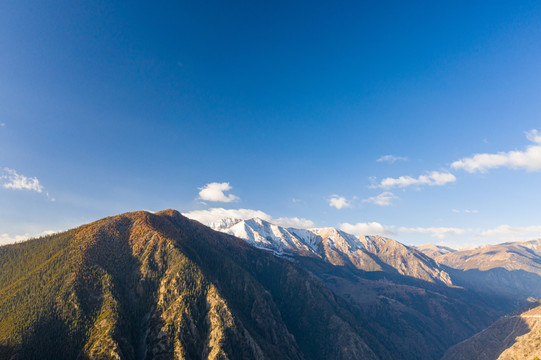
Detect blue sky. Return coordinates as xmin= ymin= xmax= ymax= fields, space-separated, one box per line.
xmin=1 ymin=1 xmax=541 ymax=247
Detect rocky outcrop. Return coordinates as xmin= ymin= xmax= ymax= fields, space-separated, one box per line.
xmin=442 ymin=301 xmax=541 ymax=360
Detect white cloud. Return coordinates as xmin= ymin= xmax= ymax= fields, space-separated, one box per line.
xmin=363 ymin=192 xmax=397 ymax=206
xmin=198 ymin=182 xmax=239 ymax=202
xmin=0 ymin=233 xmax=28 ymax=246
xmin=274 ymin=217 xmax=315 ymax=229
xmin=376 ymin=171 xmax=456 ymax=189
xmin=452 ymin=209 xmax=479 ymax=214
xmin=479 ymin=225 xmax=541 ymax=241
xmin=399 ymin=226 xmax=466 ymax=239
xmin=451 ymin=129 xmax=541 ymax=173
xmin=377 ymin=155 xmax=408 ymax=163
xmin=526 ymin=129 xmax=541 ymax=143
xmin=0 ymin=123 xmax=5 ymax=127
xmin=1 ymin=168 xmax=44 ymax=193
xmin=182 ymin=208 xmax=315 ymax=229
xmin=328 ymin=195 xmax=352 ymax=209
xmin=0 ymin=230 xmax=57 ymax=246
xmin=340 ymin=222 xmax=395 ymax=236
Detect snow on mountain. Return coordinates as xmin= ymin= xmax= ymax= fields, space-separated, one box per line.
xmin=416 ymin=243 xmax=456 ymax=258
xmin=433 ymin=238 xmax=541 ymax=299
xmin=210 ymin=217 xmax=454 ymax=286
xmin=436 ymin=237 xmax=541 ymax=274
xmin=210 ymin=217 xmax=319 ymax=256
xmin=308 ymin=227 xmax=366 ymax=253
xmin=513 ymin=238 xmax=541 ymax=253
xmin=210 ymin=217 xmax=243 ymax=229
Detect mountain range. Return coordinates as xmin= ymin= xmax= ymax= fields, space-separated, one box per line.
xmin=208 ymin=216 xmax=541 ymax=359
xmin=210 ymin=217 xmax=453 ymax=285
xmin=210 ymin=217 xmax=541 ymax=304
xmin=426 ymin=239 xmax=541 ymax=302
xmin=0 ymin=210 xmax=539 ymax=359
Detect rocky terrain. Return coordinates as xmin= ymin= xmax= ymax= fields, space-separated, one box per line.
xmin=442 ymin=300 xmax=541 ymax=360
xmin=416 ymin=243 xmax=456 ymax=258
xmin=435 ymin=239 xmax=541 ymax=275
xmin=434 ymin=239 xmax=541 ymax=301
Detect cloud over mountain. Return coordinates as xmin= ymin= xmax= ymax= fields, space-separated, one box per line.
xmin=0 ymin=230 xmax=57 ymax=246
xmin=399 ymin=226 xmax=466 ymax=239
xmin=183 ymin=207 xmax=315 ymax=229
xmin=479 ymin=224 xmax=541 ymax=241
xmin=340 ymin=221 xmax=395 ymax=236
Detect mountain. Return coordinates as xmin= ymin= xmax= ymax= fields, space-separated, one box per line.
xmin=416 ymin=243 xmax=456 ymax=258
xmin=210 ymin=217 xmax=453 ymax=286
xmin=0 ymin=210 xmax=526 ymax=360
xmin=433 ymin=239 xmax=541 ymax=301
xmin=0 ymin=210 xmax=391 ymax=360
xmin=442 ymin=300 xmax=541 ymax=360
xmin=436 ymin=239 xmax=541 ymax=274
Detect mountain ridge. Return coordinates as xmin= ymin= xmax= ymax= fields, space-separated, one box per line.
xmin=207 ymin=217 xmax=454 ymax=286
xmin=433 ymin=238 xmax=541 ymax=301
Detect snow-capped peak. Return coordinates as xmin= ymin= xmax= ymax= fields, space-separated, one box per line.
xmin=213 ymin=217 xmax=319 ymax=256
xmin=209 ymin=217 xmax=243 ymax=231
xmin=308 ymin=227 xmax=366 ymax=253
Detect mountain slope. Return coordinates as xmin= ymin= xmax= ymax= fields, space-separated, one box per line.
xmin=436 ymin=239 xmax=541 ymax=274
xmin=434 ymin=239 xmax=541 ymax=300
xmin=442 ymin=300 xmax=541 ymax=360
xmin=416 ymin=243 xmax=456 ymax=258
xmin=0 ymin=210 xmax=389 ymax=360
